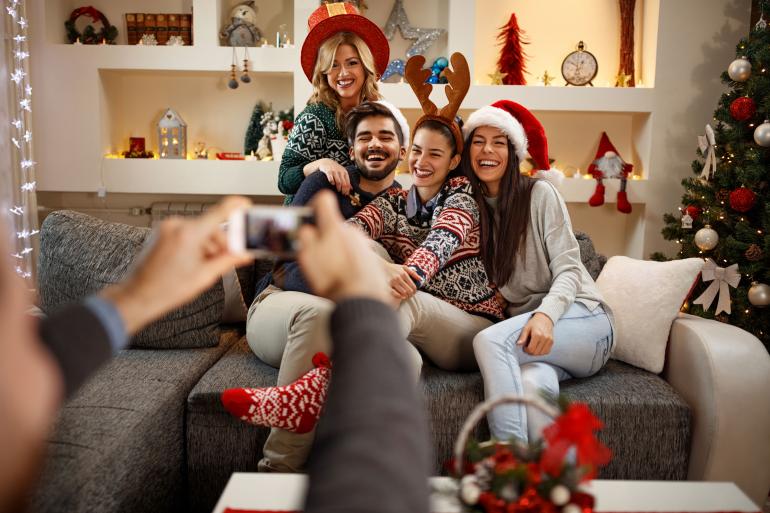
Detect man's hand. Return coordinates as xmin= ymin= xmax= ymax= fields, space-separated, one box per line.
xmin=517 ymin=312 xmax=555 ymax=356
xmin=304 ymin=158 xmax=351 ymax=195
xmin=297 ymin=191 xmax=390 ymax=305
xmin=384 ymin=262 xmax=417 ymax=300
xmin=100 ymin=196 xmax=254 ymax=335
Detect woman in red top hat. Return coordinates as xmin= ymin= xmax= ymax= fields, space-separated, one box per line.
xmin=460 ymin=101 xmax=616 ymax=444
xmin=277 ymin=2 xmax=389 ymax=204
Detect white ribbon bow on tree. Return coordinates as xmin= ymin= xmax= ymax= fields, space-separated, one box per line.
xmin=698 ymin=124 xmax=717 ymax=180
xmin=693 ymin=258 xmax=740 ymax=315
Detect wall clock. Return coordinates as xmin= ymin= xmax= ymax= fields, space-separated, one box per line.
xmin=561 ymin=41 xmax=598 ymax=86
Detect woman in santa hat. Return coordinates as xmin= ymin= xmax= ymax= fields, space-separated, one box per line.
xmin=461 ymin=100 xmax=615 ymax=443
xmin=278 ymin=2 xmax=389 ymax=204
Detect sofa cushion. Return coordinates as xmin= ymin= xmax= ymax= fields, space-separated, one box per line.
xmin=596 ymin=256 xmax=703 ymax=373
xmin=574 ymin=230 xmax=607 ymax=280
xmin=38 ymin=210 xmax=224 ymax=349
xmin=31 ymin=330 xmax=241 ymax=513
xmin=186 ymin=343 xmax=691 ymax=512
xmin=186 ymin=337 xmax=277 ymax=513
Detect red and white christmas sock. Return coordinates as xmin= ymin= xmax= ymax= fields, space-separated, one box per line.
xmin=221 ymin=352 xmax=331 ymax=434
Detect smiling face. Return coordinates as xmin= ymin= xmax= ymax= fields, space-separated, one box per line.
xmin=409 ymin=126 xmax=461 ymax=201
xmin=350 ymin=115 xmax=405 ymax=182
xmin=469 ymin=125 xmax=511 ymax=197
xmin=326 ymin=44 xmax=365 ymax=110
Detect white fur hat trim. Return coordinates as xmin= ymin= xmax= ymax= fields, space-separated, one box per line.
xmin=375 ymin=100 xmax=410 ymax=147
xmin=463 ymin=105 xmax=528 ymax=162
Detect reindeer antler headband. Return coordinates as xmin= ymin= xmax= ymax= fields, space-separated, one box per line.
xmin=404 ymin=52 xmax=470 ymax=154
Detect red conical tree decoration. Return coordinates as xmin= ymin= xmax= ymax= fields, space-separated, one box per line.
xmin=496 ymin=13 xmax=528 ymax=85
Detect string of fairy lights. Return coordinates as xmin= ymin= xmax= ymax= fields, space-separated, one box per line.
xmin=5 ymin=0 xmax=38 ymax=280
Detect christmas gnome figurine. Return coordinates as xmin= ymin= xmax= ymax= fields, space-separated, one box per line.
xmin=588 ymin=132 xmax=633 ymax=213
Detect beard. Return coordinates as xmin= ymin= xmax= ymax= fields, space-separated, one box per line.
xmin=354 ymin=151 xmax=399 ymax=182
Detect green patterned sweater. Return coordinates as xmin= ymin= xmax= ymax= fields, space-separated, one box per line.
xmin=278 ymin=102 xmax=353 ymax=205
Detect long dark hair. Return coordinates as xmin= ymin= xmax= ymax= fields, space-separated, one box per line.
xmin=460 ymin=128 xmax=537 ymax=286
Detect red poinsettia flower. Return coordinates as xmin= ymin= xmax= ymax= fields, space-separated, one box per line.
xmin=493 ymin=445 xmax=518 ymax=474
xmin=540 ymin=402 xmax=611 ymax=479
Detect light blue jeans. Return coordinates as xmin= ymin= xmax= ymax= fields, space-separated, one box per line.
xmin=473 ymin=302 xmax=613 ymax=443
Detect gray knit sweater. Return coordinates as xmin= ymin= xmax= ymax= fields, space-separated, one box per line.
xmin=487 ymin=180 xmax=614 ymax=328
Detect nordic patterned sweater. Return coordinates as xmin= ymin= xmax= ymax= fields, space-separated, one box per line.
xmin=349 ymin=176 xmax=504 ymax=321
xmin=278 ymin=102 xmax=353 ymax=205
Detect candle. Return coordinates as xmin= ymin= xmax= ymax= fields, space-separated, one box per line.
xmin=245 ymin=150 xmax=257 ymax=161
xmin=74 ymin=37 xmax=82 ymax=45
xmin=276 ymin=32 xmax=280 ymax=47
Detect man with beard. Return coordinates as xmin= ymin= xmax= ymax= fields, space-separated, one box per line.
xmin=234 ymin=100 xmax=418 ymax=473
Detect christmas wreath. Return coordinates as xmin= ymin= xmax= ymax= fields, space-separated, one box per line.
xmin=448 ymin=394 xmax=611 ymax=513
xmin=65 ymin=7 xmax=118 ymax=45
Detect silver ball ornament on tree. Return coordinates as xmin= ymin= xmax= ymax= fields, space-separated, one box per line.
xmin=728 ymin=57 xmax=752 ymax=82
xmin=694 ymin=225 xmax=719 ymax=251
xmin=754 ymin=120 xmax=770 ymax=146
xmin=748 ymin=282 xmax=770 ymax=307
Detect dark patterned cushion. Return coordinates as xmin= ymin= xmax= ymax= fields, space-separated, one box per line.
xmin=38 ymin=210 xmax=223 ymax=349
xmin=575 ymin=230 xmax=607 ymax=280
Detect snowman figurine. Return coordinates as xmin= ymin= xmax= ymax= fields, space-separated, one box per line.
xmin=220 ymin=1 xmax=262 ymax=47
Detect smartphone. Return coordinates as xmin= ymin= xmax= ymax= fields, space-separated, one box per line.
xmin=227 ymin=206 xmax=313 ymax=257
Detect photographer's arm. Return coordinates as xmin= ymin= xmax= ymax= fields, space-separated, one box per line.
xmin=298 ymin=192 xmax=431 ymax=513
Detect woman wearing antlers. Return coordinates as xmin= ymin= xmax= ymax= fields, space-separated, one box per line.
xmin=222 ymin=53 xmax=505 ymax=451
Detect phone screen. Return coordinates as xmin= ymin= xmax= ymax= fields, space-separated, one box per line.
xmin=244 ymin=209 xmax=303 ymax=255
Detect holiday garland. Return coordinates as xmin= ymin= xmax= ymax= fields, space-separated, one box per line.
xmin=654 ymin=11 xmax=770 ymax=352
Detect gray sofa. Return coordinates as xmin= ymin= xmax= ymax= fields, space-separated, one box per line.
xmin=31 ymin=210 xmax=770 ymax=513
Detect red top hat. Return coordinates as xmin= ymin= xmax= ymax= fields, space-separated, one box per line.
xmin=300 ymin=2 xmax=390 ymax=83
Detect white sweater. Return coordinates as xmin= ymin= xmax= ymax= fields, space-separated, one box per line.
xmin=487 ymin=180 xmax=614 ymax=327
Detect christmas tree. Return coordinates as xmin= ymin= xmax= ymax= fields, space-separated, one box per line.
xmin=654 ymin=12 xmax=770 ymax=353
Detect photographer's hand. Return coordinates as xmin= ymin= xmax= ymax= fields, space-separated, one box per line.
xmin=298 ymin=191 xmax=390 ymax=304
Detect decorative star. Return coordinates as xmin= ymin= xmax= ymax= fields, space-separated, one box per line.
xmin=20 ymin=181 xmax=36 ymax=191
xmin=383 ymin=0 xmax=445 ymax=58
xmin=348 ymin=191 xmax=362 ymax=207
xmin=488 ymin=70 xmax=507 ymax=85
xmin=381 ymin=58 xmax=405 ymax=82
xmin=20 ymin=160 xmax=35 ymax=169
xmin=9 ymin=206 xmax=24 ymax=216
xmin=21 ymin=247 xmax=33 ymax=255
xmin=11 ymin=138 xmax=20 ymax=148
xmin=13 ymin=34 xmax=25 ymax=43
xmin=23 ymin=130 xmax=31 ymax=142
xmin=11 ymin=119 xmax=22 ymax=129
xmin=10 ymin=69 xmax=25 ymax=84
xmin=6 ymin=6 xmax=16 ymax=18
xmin=19 ymin=98 xmax=31 ymax=111
xmin=17 ymin=17 xmax=27 ymax=29
xmin=541 ymin=70 xmax=555 ymax=86
xmin=25 ymin=84 xmax=31 ymax=96
xmin=14 ymin=50 xmax=28 ymax=60
xmin=615 ymin=72 xmax=632 ymax=87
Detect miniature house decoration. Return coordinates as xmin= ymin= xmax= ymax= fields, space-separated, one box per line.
xmin=157 ymin=107 xmax=187 ymax=159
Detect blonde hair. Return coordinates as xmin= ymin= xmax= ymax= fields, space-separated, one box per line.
xmin=308 ymin=32 xmax=382 ymax=132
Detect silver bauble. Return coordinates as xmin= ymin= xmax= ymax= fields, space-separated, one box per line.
xmin=754 ymin=120 xmax=770 ymax=146
xmin=748 ymin=282 xmax=770 ymax=307
xmin=728 ymin=57 xmax=752 ymax=82
xmin=694 ymin=225 xmax=719 ymax=251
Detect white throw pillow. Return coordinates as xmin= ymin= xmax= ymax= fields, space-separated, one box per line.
xmin=596 ymin=256 xmax=703 ymax=373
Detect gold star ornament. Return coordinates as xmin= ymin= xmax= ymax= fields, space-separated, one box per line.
xmin=488 ymin=70 xmax=507 ymax=85
xmin=540 ymin=70 xmax=555 ymax=86
xmin=615 ymin=71 xmax=632 ymax=87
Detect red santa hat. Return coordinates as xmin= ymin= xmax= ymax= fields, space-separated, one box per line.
xmin=463 ymin=99 xmax=563 ymax=186
xmin=588 ymin=132 xmax=633 ymax=179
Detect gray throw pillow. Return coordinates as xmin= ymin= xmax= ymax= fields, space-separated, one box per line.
xmin=37 ymin=210 xmax=223 ymax=349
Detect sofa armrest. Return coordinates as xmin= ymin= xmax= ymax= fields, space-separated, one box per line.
xmin=663 ymin=313 xmax=770 ymax=506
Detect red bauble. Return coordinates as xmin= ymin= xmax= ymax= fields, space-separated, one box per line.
xmin=729 ymin=187 xmax=756 ymax=212
xmin=730 ymin=97 xmax=757 ymax=121
xmin=684 ymin=205 xmax=702 ymax=220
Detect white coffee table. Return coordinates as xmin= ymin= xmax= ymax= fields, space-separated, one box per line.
xmin=212 ymin=473 xmax=760 ymax=512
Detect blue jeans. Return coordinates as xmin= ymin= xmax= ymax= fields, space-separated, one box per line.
xmin=473 ymin=302 xmax=613 ymax=442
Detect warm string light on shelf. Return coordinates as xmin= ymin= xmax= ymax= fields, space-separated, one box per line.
xmin=5 ymin=0 xmax=37 ymax=280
